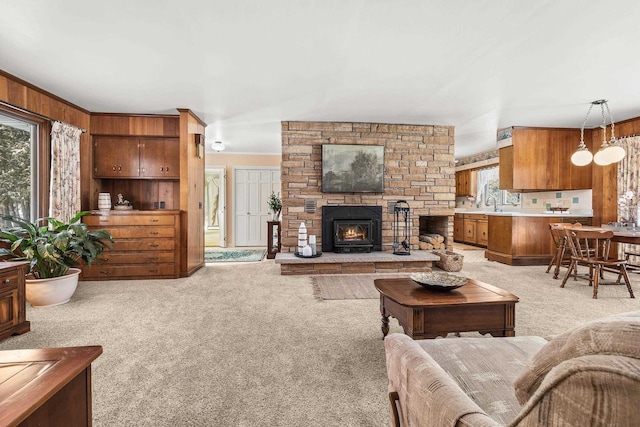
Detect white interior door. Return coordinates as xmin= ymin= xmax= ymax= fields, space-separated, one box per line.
xmin=235 ymin=167 xmax=280 ymax=246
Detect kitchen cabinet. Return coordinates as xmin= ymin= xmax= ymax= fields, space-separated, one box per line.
xmin=465 ymin=214 xmax=487 ymax=247
xmin=477 ymin=218 xmax=488 ymax=246
xmin=485 ymin=215 xmax=592 ymax=265
xmin=94 ymin=137 xmax=180 ymax=179
xmin=499 ymin=128 xmax=592 ymax=191
xmin=140 ymin=138 xmax=180 ymax=178
xmin=453 ymin=214 xmax=464 ymax=242
xmin=93 ymin=137 xmax=140 ymax=178
xmin=455 ymin=169 xmax=477 ymax=197
xmin=0 ymin=262 xmax=30 ymax=341
xmin=81 ymin=211 xmax=180 ymax=280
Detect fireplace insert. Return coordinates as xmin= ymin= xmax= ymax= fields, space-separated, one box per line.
xmin=333 ymin=220 xmax=374 ymax=253
xmin=321 ymin=205 xmax=382 ymax=252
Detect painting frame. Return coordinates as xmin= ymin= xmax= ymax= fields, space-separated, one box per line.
xmin=322 ymin=144 xmax=384 ymax=193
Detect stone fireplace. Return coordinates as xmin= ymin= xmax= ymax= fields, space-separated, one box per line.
xmin=419 ymin=215 xmax=454 ymax=249
xmin=321 ymin=205 xmax=383 ymax=253
xmin=280 ymin=121 xmax=455 ymax=253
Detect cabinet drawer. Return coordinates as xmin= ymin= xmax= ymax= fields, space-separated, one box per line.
xmin=107 ymin=227 xmax=175 ymax=239
xmin=98 ymin=252 xmax=174 ymax=265
xmin=111 ymin=240 xmax=175 ymax=251
xmin=84 ymin=215 xmax=175 ymax=226
xmin=0 ymin=272 xmax=20 ymax=291
xmin=81 ymin=264 xmax=175 ymax=279
xmin=465 ymin=214 xmax=488 ymax=220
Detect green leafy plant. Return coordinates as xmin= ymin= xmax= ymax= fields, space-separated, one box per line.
xmin=0 ymin=211 xmax=113 ymax=279
xmin=268 ymin=192 xmax=282 ymax=215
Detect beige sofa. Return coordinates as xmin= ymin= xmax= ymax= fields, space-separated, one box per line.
xmin=384 ymin=311 xmax=640 ymax=427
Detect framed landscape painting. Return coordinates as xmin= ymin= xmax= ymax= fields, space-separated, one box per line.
xmin=322 ymin=144 xmax=384 ymax=193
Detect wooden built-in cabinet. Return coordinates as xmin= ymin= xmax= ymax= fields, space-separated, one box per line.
xmin=0 ymin=262 xmax=30 ymax=341
xmin=499 ymin=127 xmax=592 ymax=191
xmin=93 ymin=137 xmax=180 ymax=179
xmin=455 ymin=169 xmax=477 ymax=197
xmin=453 ymin=215 xmax=464 ymax=242
xmin=81 ymin=211 xmax=180 ymax=280
xmin=485 ymin=215 xmax=592 ymax=266
xmin=454 ymin=213 xmax=487 ymax=248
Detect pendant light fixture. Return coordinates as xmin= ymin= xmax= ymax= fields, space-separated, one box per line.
xmin=571 ymin=99 xmax=626 ymax=166
xmin=211 ymin=140 xmax=226 ymax=152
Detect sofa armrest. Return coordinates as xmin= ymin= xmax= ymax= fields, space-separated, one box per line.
xmin=510 ymin=355 xmax=640 ymax=427
xmin=384 ymin=334 xmax=501 ymax=427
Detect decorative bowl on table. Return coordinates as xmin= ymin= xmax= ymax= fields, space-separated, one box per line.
xmin=410 ymin=272 xmax=468 ymax=292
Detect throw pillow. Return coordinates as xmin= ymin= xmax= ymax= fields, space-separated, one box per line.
xmin=514 ymin=311 xmax=640 ymax=404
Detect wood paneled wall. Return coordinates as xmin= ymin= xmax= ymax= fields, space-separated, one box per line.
xmin=0 ymin=70 xmax=92 ymax=211
xmin=178 ymin=109 xmax=206 ymax=276
xmin=90 ymin=113 xmax=179 ymax=137
xmin=591 ymin=116 xmax=640 ymax=226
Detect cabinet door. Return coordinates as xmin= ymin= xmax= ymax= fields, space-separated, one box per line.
xmin=477 ymin=220 xmax=488 ymax=247
xmin=117 ymin=139 xmax=140 ymax=178
xmin=93 ymin=137 xmax=120 ymax=177
xmin=463 ymin=220 xmax=477 ymax=244
xmin=140 ymin=139 xmax=165 ymax=178
xmin=0 ymin=287 xmax=19 ymax=332
xmin=163 ymin=138 xmax=180 ymax=178
xmin=453 ymin=218 xmax=464 ymax=242
xmin=555 ymin=129 xmax=591 ymax=190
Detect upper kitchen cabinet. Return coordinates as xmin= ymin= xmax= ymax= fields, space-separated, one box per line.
xmin=499 ymin=127 xmax=592 ymax=191
xmin=140 ymin=138 xmax=180 ymax=178
xmin=455 ymin=169 xmax=477 ymax=197
xmin=93 ymin=137 xmax=140 ymax=178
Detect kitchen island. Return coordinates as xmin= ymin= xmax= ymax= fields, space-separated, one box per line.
xmin=477 ymin=212 xmax=592 ymax=266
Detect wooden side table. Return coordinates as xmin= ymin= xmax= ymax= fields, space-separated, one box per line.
xmin=267 ymin=221 xmax=281 ymax=259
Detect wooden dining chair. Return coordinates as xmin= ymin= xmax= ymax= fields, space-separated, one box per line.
xmin=546 ymin=222 xmax=580 ymax=279
xmin=561 ymin=228 xmax=635 ymax=299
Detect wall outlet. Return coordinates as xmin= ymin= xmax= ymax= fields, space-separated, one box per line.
xmin=160 ymin=201 xmax=165 ymax=209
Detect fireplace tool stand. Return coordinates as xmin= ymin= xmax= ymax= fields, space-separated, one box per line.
xmin=393 ymin=200 xmax=411 ymax=255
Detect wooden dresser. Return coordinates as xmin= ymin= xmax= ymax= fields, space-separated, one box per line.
xmin=82 ymin=210 xmax=180 ymax=280
xmin=0 ymin=346 xmax=102 ymax=426
xmin=0 ymin=262 xmax=30 ymax=341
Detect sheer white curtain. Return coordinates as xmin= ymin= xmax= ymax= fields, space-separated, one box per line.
xmin=49 ymin=121 xmax=82 ymax=222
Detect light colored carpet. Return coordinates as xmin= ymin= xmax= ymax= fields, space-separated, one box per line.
xmin=0 ymin=256 xmax=638 ymax=426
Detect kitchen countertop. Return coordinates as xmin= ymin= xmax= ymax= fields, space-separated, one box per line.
xmin=454 ymin=210 xmax=593 ymax=217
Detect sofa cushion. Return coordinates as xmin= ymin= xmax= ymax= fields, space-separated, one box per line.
xmin=514 ymin=311 xmax=640 ymax=405
xmin=417 ymin=336 xmax=547 ymax=425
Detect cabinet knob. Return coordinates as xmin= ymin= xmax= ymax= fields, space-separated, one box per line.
xmin=142 ymin=168 xmax=146 ymax=173
xmin=165 ymin=167 xmax=169 ymax=172
xmin=149 ymin=219 xmax=159 ymax=222
xmin=149 ymin=244 xmax=159 ymax=248
xmin=112 ymin=166 xmax=116 ymax=171
xmin=150 ymin=232 xmax=159 ymax=235
xmin=118 ymin=166 xmax=122 ymax=171
xmin=99 ymin=270 xmax=109 ymax=275
xmin=149 ymin=269 xmax=159 ymax=273
xmin=160 ymin=166 xmax=164 ymax=172
xmin=3 ymin=279 xmax=10 ymax=284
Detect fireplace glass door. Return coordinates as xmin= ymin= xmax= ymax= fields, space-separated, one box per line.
xmin=333 ymin=220 xmax=374 ymax=252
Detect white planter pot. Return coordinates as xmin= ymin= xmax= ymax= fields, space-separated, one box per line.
xmin=25 ymin=268 xmax=81 ymax=308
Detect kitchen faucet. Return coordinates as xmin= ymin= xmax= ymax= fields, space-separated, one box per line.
xmin=485 ymin=195 xmax=499 ymax=212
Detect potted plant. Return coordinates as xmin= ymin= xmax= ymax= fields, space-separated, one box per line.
xmin=0 ymin=211 xmax=113 ymax=307
xmin=268 ymin=192 xmax=282 ymax=221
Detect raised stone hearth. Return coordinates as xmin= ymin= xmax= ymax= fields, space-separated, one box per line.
xmin=275 ymin=251 xmax=439 ymax=275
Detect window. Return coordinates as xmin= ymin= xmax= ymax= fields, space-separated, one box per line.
xmin=0 ymin=111 xmax=39 ymax=221
xmin=476 ymin=167 xmax=520 ymax=208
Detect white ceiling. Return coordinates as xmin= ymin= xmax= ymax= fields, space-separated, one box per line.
xmin=2 ymin=1 xmax=640 ymax=158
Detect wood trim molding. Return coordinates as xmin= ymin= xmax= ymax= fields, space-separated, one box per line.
xmin=176 ymin=108 xmax=207 ymax=127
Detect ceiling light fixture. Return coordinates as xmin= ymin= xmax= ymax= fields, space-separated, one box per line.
xmin=571 ymin=99 xmax=625 ymax=166
xmin=211 ymin=140 xmax=226 ymax=152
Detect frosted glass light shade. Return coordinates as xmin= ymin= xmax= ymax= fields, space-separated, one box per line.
xmin=593 ymin=148 xmax=612 ymax=166
xmin=212 ymin=141 xmax=225 ymax=151
xmin=605 ymin=144 xmax=626 ymax=163
xmin=571 ymin=148 xmax=593 ymax=166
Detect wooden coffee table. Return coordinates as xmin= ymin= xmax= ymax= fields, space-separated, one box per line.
xmin=374 ymin=277 xmax=518 ymax=339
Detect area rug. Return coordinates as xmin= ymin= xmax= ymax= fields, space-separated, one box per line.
xmin=204 ymin=248 xmax=266 ymax=263
xmin=312 ymin=273 xmax=412 ymax=300
xmin=311 ymin=251 xmax=487 ymax=300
